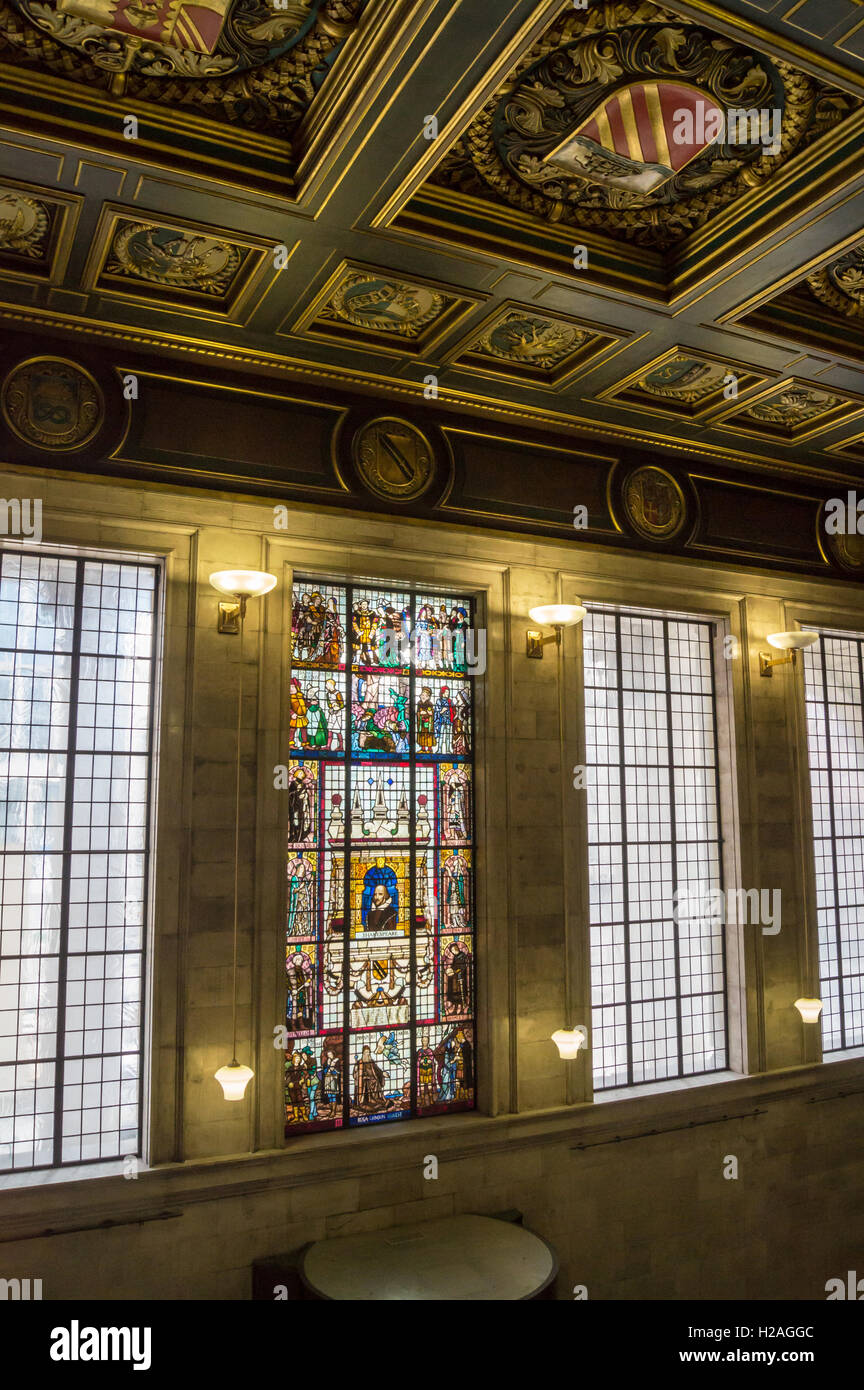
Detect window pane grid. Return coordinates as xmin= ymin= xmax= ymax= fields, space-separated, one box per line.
xmin=803 ymin=629 xmax=864 ymax=1052
xmin=0 ymin=552 xmax=157 ymax=1172
xmin=584 ymin=608 xmax=728 ymax=1090
xmin=285 ymin=579 xmax=475 ymax=1134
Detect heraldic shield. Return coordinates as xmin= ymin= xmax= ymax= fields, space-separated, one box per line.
xmin=58 ymin=0 xmax=231 ymax=54
xmin=546 ymin=81 xmax=726 ymax=195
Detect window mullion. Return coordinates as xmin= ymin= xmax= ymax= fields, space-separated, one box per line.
xmin=52 ymin=558 xmax=86 ymax=1170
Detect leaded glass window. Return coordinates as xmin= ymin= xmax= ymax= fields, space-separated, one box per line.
xmin=285 ymin=580 xmax=475 ymax=1133
xmin=583 ymin=607 xmax=727 ymax=1090
xmin=803 ymin=629 xmax=864 ymax=1052
xmin=0 ymin=550 xmax=158 ymax=1172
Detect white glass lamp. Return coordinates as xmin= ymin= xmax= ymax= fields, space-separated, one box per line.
xmin=527 ymin=603 xmax=587 ymax=658
xmin=551 ymin=1026 xmax=588 ymax=1059
xmin=794 ymin=997 xmax=823 ymax=1023
xmin=760 ymin=629 xmax=819 ymax=677
xmin=215 ymin=1061 xmax=255 ymax=1101
xmin=210 ymin=570 xmax=277 ymax=631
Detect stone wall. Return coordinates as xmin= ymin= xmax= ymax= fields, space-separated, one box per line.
xmin=0 ymin=460 xmax=862 ymax=1299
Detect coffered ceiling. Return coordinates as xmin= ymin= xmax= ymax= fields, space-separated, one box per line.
xmin=1 ymin=0 xmax=864 ymax=485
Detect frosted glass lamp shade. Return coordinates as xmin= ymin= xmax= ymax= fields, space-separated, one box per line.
xmin=766 ymin=631 xmax=819 ymax=652
xmin=551 ymin=1026 xmax=587 ymax=1059
xmin=529 ymin=604 xmax=587 ymax=628
xmin=215 ymin=1061 xmax=254 ymax=1100
xmin=793 ymin=997 xmax=823 ymax=1023
xmin=209 ymin=570 xmax=277 ymax=600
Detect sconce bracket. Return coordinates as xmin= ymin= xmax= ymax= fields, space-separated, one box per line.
xmin=759 ymin=651 xmax=795 ymax=678
xmin=218 ymin=600 xmax=241 ymax=635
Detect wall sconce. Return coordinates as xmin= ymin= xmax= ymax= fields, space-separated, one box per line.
xmin=210 ymin=568 xmax=277 ymax=1100
xmin=794 ymin=997 xmax=824 ymax=1024
xmin=759 ymin=630 xmax=818 ymax=677
xmin=551 ymin=1026 xmax=588 ymax=1059
xmin=526 ymin=604 xmax=587 ymax=658
xmin=211 ymin=569 xmax=278 ymax=634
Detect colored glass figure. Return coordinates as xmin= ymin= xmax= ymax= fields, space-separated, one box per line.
xmin=441 ymin=938 xmax=473 ymax=1019
xmin=442 ymin=849 xmax=471 ymax=931
xmin=285 ymin=578 xmax=475 ymax=1135
xmin=286 ymin=851 xmax=316 ymax=937
xmin=286 ymin=949 xmax=315 ymax=1032
xmin=287 ymin=763 xmax=316 ymax=847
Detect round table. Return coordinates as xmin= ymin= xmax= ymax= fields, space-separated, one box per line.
xmin=300 ymin=1213 xmax=557 ymax=1301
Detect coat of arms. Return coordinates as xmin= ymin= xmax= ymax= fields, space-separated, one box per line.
xmin=546 ymin=81 xmax=725 ymax=195
xmin=623 ymin=466 xmax=686 ymax=541
xmin=13 ymin=0 xmax=321 ymax=85
xmin=58 ymin=0 xmax=231 ymax=53
xmin=2 ymin=358 xmax=104 ymax=451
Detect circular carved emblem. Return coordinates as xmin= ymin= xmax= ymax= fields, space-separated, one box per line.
xmin=480 ymin=313 xmax=585 ymax=368
xmin=622 ymin=465 xmax=686 ymax=541
xmin=329 ymin=276 xmax=444 ymax=338
xmin=0 ymin=191 xmax=49 ymax=256
xmin=2 ymin=357 xmax=104 ymax=451
xmin=825 ymin=526 xmax=864 ymax=573
xmin=109 ymin=223 xmax=241 ymax=294
xmin=351 ymin=418 xmax=435 ymax=501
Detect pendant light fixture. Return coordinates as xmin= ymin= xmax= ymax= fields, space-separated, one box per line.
xmin=210 ymin=569 xmax=278 ymax=1101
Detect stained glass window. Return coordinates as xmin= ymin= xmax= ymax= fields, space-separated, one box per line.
xmin=285 ymin=579 xmax=475 ymax=1133
xmin=583 ymin=607 xmax=727 ymax=1089
xmin=0 ymin=550 xmax=158 ymax=1172
xmin=802 ymin=629 xmax=864 ymax=1052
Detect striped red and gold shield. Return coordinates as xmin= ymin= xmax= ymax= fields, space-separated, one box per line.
xmin=59 ymin=0 xmax=230 ymax=55
xmin=546 ymin=81 xmax=725 ymax=194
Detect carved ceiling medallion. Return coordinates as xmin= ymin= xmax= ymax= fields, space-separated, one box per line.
xmin=827 ymin=528 xmax=864 ymax=574
xmin=0 ymin=190 xmax=49 ymax=258
xmin=2 ymin=357 xmax=103 ymax=450
xmin=434 ymin=0 xmax=857 ymax=248
xmin=477 ymin=312 xmax=586 ymax=369
xmin=108 ymin=222 xmax=242 ymax=293
xmin=745 ymin=387 xmax=840 ymax=428
xmin=352 ymin=417 xmax=435 ymax=501
xmin=622 ymin=465 xmax=686 ymax=540
xmin=638 ymin=354 xmax=726 ymax=402
xmin=807 ymin=246 xmax=864 ymax=321
xmin=13 ymin=0 xmax=320 ymax=81
xmin=326 ymin=274 xmax=446 ymax=338
xmin=0 ymin=0 xmax=367 ymax=129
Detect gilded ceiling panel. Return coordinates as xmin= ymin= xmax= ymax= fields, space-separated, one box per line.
xmin=445 ymin=303 xmax=618 ymax=388
xmin=290 ymin=263 xmax=481 ymax=356
xmin=423 ymin=0 xmax=861 ymax=250
xmin=730 ymin=235 xmax=864 ymax=363
xmin=714 ymin=379 xmax=864 ymax=441
xmin=83 ymin=205 xmax=275 ymax=315
xmin=598 ymin=347 xmax=769 ymax=419
xmin=0 ymin=179 xmax=79 ymax=281
xmin=0 ymin=0 xmax=367 ymax=134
